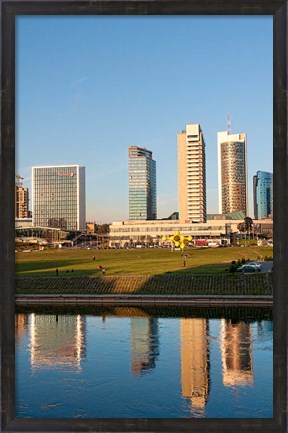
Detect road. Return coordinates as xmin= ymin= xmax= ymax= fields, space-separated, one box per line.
xmin=260 ymin=261 xmax=273 ymax=273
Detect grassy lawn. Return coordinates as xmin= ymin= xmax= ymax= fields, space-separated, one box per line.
xmin=15 ymin=246 xmax=273 ymax=277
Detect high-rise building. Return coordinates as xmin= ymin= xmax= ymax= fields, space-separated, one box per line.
xmin=217 ymin=131 xmax=248 ymax=215
xmin=177 ymin=124 xmax=207 ymax=223
xmin=15 ymin=175 xmax=29 ymax=218
xmin=253 ymin=171 xmax=273 ymax=219
xmin=32 ymin=165 xmax=86 ymax=230
xmin=15 ymin=185 xmax=29 ymax=218
xmin=128 ymin=146 xmax=156 ymax=220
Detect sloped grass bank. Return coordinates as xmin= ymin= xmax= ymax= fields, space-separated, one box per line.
xmin=16 ymin=273 xmax=273 ymax=296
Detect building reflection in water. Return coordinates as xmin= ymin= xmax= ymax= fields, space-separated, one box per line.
xmin=15 ymin=314 xmax=29 ymax=344
xmin=221 ymin=319 xmax=254 ymax=387
xmin=181 ymin=318 xmax=210 ymax=413
xmin=257 ymin=321 xmax=273 ymax=342
xmin=130 ymin=318 xmax=159 ymax=376
xmin=30 ymin=314 xmax=86 ymax=370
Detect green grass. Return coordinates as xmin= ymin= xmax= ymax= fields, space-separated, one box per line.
xmin=15 ymin=246 xmax=273 ymax=277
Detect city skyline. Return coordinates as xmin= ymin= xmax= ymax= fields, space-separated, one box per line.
xmin=16 ymin=16 xmax=273 ymax=222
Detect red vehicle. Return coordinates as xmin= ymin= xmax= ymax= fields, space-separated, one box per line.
xmin=195 ymin=239 xmax=208 ymax=246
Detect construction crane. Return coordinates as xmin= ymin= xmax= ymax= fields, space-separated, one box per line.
xmin=227 ymin=114 xmax=232 ymax=135
xmin=16 ymin=174 xmax=24 ymax=187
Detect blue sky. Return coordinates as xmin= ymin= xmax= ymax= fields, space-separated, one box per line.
xmin=16 ymin=16 xmax=273 ymax=223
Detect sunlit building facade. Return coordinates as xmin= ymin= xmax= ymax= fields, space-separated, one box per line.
xmin=128 ymin=146 xmax=157 ymax=220
xmin=32 ymin=165 xmax=86 ymax=230
xmin=177 ymin=124 xmax=207 ymax=223
xmin=253 ymin=171 xmax=273 ymax=219
xmin=15 ymin=185 xmax=29 ymax=219
xmin=217 ymin=131 xmax=248 ymax=215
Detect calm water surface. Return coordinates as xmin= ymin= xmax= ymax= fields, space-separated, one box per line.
xmin=15 ymin=307 xmax=273 ymax=418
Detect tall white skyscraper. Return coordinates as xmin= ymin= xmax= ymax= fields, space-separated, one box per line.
xmin=32 ymin=165 xmax=86 ymax=230
xmin=217 ymin=131 xmax=248 ymax=215
xmin=177 ymin=124 xmax=207 ymax=223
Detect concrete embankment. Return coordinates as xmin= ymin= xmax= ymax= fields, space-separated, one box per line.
xmin=16 ymin=274 xmax=273 ymax=306
xmin=15 ymin=294 xmax=272 ymax=307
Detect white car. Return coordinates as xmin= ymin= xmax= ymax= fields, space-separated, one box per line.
xmin=246 ymin=261 xmax=262 ymax=270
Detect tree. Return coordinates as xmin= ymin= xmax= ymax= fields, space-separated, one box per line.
xmin=237 ymin=217 xmax=254 ymax=246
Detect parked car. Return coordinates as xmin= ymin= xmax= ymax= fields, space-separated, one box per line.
xmin=236 ymin=265 xmax=261 ymax=273
xmin=246 ymin=261 xmax=262 ymax=270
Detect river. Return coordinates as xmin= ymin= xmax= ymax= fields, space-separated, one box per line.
xmin=15 ymin=306 xmax=273 ymax=418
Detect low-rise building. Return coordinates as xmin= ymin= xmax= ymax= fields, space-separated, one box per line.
xmin=109 ymin=218 xmax=273 ymax=248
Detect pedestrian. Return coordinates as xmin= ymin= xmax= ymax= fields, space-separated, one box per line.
xmin=66 ymin=269 xmax=69 ymax=273
xmin=183 ymin=260 xmax=186 ymax=267
xmin=102 ymin=267 xmax=106 ymax=275
xmin=93 ymin=256 xmax=95 ymax=261
xmin=71 ymin=269 xmax=74 ymax=273
xmin=56 ymin=268 xmax=59 ymax=276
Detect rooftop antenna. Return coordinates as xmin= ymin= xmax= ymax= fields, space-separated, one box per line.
xmin=227 ymin=114 xmax=232 ymax=135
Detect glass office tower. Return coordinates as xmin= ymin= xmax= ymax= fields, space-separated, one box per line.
xmin=253 ymin=171 xmax=273 ymax=219
xmin=32 ymin=165 xmax=86 ymax=230
xmin=128 ymin=146 xmax=156 ymax=220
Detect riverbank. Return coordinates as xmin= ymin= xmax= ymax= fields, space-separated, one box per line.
xmin=16 ymin=273 xmax=273 ymax=296
xmin=15 ymin=293 xmax=272 ymax=307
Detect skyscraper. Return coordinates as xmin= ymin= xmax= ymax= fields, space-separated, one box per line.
xmin=128 ymin=146 xmax=156 ymax=220
xmin=32 ymin=165 xmax=86 ymax=230
xmin=177 ymin=124 xmax=207 ymax=223
xmin=253 ymin=171 xmax=273 ymax=219
xmin=217 ymin=131 xmax=248 ymax=215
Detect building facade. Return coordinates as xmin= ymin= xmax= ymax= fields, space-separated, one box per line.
xmin=109 ymin=217 xmax=273 ymax=247
xmin=128 ymin=146 xmax=156 ymax=220
xmin=178 ymin=124 xmax=207 ymax=223
xmin=15 ymin=185 xmax=29 ymax=218
xmin=217 ymin=131 xmax=248 ymax=215
xmin=32 ymin=165 xmax=86 ymax=230
xmin=253 ymin=171 xmax=273 ymax=219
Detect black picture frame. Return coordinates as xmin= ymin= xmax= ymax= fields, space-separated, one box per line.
xmin=1 ymin=1 xmax=287 ymax=432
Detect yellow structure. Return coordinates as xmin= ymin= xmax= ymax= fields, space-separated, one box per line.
xmin=162 ymin=231 xmax=192 ymax=250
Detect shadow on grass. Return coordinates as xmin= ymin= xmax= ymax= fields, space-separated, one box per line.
xmin=16 ymin=272 xmax=273 ymax=296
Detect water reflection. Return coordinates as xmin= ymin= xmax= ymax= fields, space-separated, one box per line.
xmin=181 ymin=319 xmax=210 ymax=413
xmin=130 ymin=318 xmax=159 ymax=376
xmin=30 ymin=314 xmax=86 ymax=370
xmin=15 ymin=314 xmax=29 ymax=344
xmin=15 ymin=307 xmax=273 ymax=418
xmin=221 ymin=320 xmax=254 ymax=386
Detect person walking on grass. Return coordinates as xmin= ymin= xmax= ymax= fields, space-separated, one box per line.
xmin=56 ymin=268 xmax=59 ymax=276
xmin=102 ymin=267 xmax=106 ymax=275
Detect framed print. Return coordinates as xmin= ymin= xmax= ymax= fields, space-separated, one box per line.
xmin=1 ymin=0 xmax=287 ymax=432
